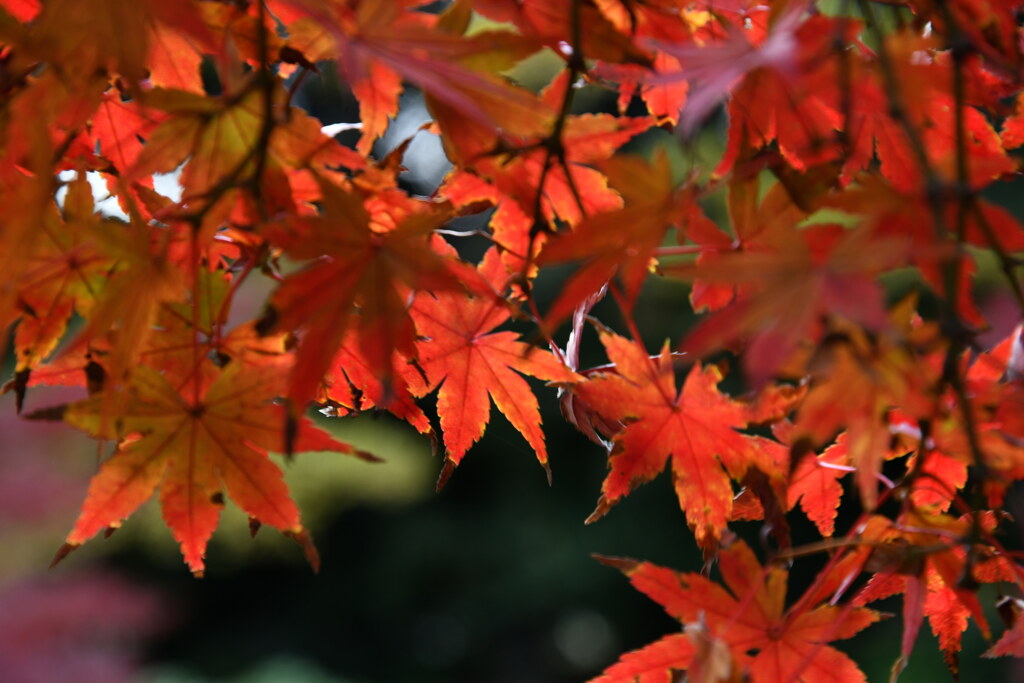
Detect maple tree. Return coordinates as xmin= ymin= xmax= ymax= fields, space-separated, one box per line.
xmin=6 ymin=0 xmax=1024 ymax=680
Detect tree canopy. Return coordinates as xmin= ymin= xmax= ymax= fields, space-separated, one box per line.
xmin=4 ymin=0 xmax=1024 ymax=680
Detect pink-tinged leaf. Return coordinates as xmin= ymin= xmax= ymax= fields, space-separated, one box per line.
xmin=653 ymin=5 xmax=805 ymax=135
xmin=986 ymin=617 xmax=1024 ymax=658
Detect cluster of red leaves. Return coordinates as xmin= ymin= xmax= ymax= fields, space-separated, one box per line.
xmin=4 ymin=0 xmax=1024 ymax=680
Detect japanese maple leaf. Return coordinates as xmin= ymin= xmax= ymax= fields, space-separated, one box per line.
xmin=924 ymin=333 xmax=1024 ymax=499
xmin=18 ymin=0 xmax=153 ymax=83
xmin=259 ymin=173 xmax=482 ymax=406
xmin=131 ymin=268 xmax=290 ymax=393
xmin=1002 ymin=92 xmax=1024 ymax=149
xmin=653 ymin=4 xmax=810 ymax=136
xmin=905 ymin=448 xmax=968 ymax=515
xmin=319 ymin=329 xmax=432 ymax=436
xmin=593 ymin=0 xmax=705 ymax=46
xmin=863 ymin=35 xmax=1014 ymax=191
xmin=602 ymin=51 xmax=691 ymax=127
xmin=123 ymin=83 xmax=360 ymax=226
xmin=908 ymin=0 xmax=1022 ymax=73
xmin=574 ymin=331 xmax=769 ymax=547
xmin=595 ymin=539 xmax=881 ymax=683
xmin=823 ymin=175 xmax=1024 ymax=328
xmin=704 ymin=11 xmax=847 ymax=175
xmin=58 ymin=210 xmax=190 ymax=431
xmin=89 ymin=93 xmax=165 ymax=188
xmin=409 ymin=248 xmax=579 ymax=482
xmin=439 ymin=104 xmax=654 ymax=277
xmin=591 ymin=632 xmax=697 ymax=683
xmin=125 ymin=87 xmax=287 ymax=210
xmin=674 ymin=221 xmax=906 ymax=387
xmin=792 ymin=303 xmax=940 ymax=509
xmin=12 ymin=175 xmax=115 ymax=382
xmin=687 ymin=170 xmax=812 ymax=315
xmin=987 ymin=606 xmax=1024 ymax=659
xmin=781 ymin=426 xmax=851 ymax=538
xmin=862 ymin=568 xmax=973 ymax=678
xmin=475 ymin=0 xmax=654 ymax=65
xmin=852 ymin=511 xmax=1014 ymax=676
xmin=52 ymin=358 xmax=370 ymax=575
xmin=536 ymin=152 xmax=705 ymax=328
xmin=145 ymin=20 xmax=205 ymax=92
xmin=278 ymin=0 xmax=549 ymax=154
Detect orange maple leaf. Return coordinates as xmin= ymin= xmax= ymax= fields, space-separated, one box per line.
xmin=319 ymin=328 xmax=432 ymax=436
xmin=12 ymin=176 xmax=116 ymax=380
xmin=851 ymin=511 xmax=1016 ymax=676
xmin=792 ymin=306 xmax=939 ymax=509
xmin=537 ymin=151 xmax=700 ymax=328
xmin=278 ymin=0 xmax=549 ymax=155
xmin=595 ymin=539 xmax=881 ymax=683
xmin=575 ymin=331 xmax=770 ymax=547
xmin=439 ymin=107 xmax=654 ymax=279
xmin=409 ymin=248 xmax=579 ymax=482
xmin=782 ymin=427 xmax=851 ymax=538
xmin=259 ymin=173 xmax=481 ymax=406
xmin=987 ymin=603 xmax=1024 ymax=659
xmin=51 ymin=358 xmax=372 ymax=575
xmin=475 ymin=0 xmax=654 ymax=65
xmin=676 ymin=217 xmax=907 ymax=387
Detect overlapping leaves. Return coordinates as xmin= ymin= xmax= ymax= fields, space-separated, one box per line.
xmin=4 ymin=1 xmax=1024 ymax=680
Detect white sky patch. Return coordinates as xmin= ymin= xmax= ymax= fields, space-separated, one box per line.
xmin=378 ymin=91 xmax=452 ymax=193
xmin=153 ymin=168 xmax=183 ymax=202
xmin=55 ymin=168 xmax=184 ymax=220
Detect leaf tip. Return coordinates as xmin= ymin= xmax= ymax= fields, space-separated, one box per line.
xmin=355 ymin=448 xmax=385 ymax=463
xmin=283 ymin=405 xmax=298 ymax=460
xmin=13 ymin=368 xmax=30 ymax=413
xmin=584 ymin=496 xmax=612 ymax=525
xmin=436 ymin=458 xmax=457 ymax=492
xmin=49 ymin=542 xmax=79 ymax=569
xmin=592 ymin=553 xmax=639 ymax=573
xmin=287 ymin=529 xmax=321 ymax=573
xmin=23 ymin=403 xmax=69 ymax=421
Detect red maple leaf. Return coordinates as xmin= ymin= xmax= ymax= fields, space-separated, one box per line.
xmin=851 ymin=511 xmax=1016 ymax=676
xmin=595 ymin=539 xmax=881 ymax=683
xmin=439 ymin=104 xmax=654 ymax=279
xmin=987 ymin=603 xmax=1024 ymax=659
xmin=782 ymin=426 xmax=851 ymax=538
xmin=277 ymin=0 xmax=550 ymax=154
xmin=409 ymin=248 xmax=579 ymax=483
xmin=318 ymin=329 xmax=432 ymax=436
xmin=676 ymin=214 xmax=908 ymax=387
xmin=574 ymin=331 xmax=770 ymax=547
xmin=258 ymin=173 xmax=482 ymax=406
xmin=791 ymin=314 xmax=937 ymax=509
xmin=536 ymin=151 xmax=706 ymax=328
